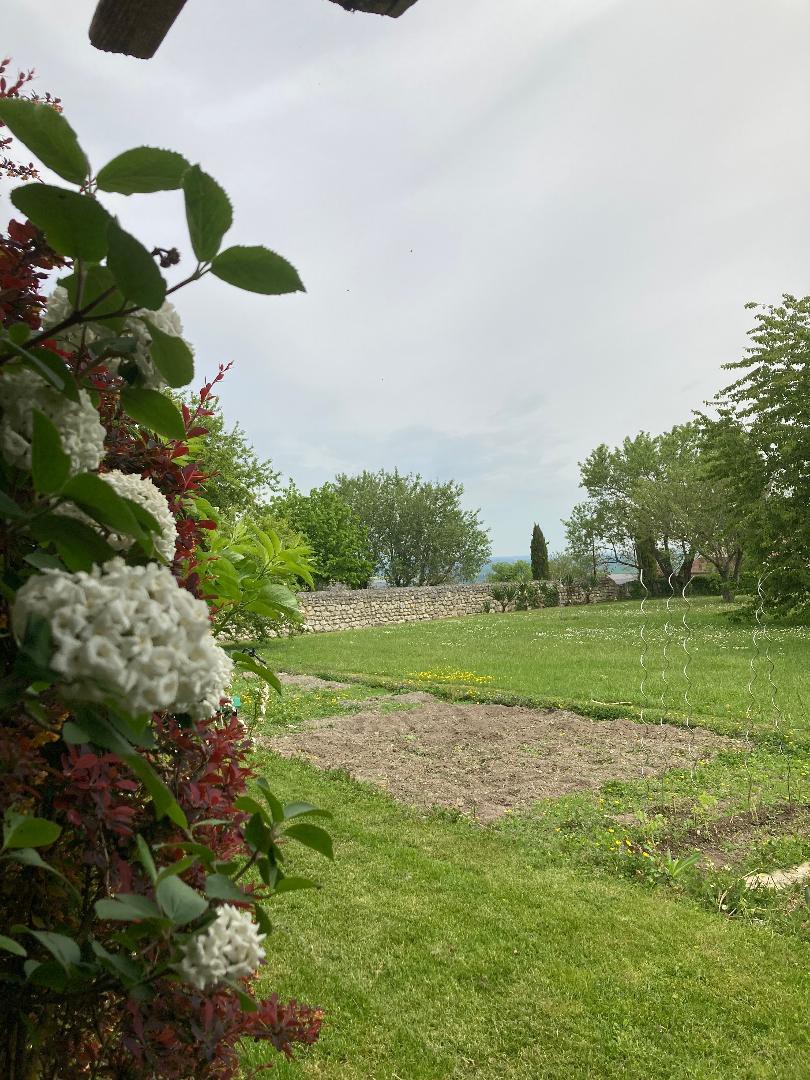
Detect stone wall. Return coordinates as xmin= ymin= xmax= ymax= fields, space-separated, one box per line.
xmin=296 ymin=578 xmax=626 ymax=634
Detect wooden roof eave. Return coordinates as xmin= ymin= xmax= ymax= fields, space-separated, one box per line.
xmin=89 ymin=0 xmax=420 ymax=59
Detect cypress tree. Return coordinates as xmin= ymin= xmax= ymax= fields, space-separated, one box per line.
xmin=530 ymin=523 xmax=549 ymax=580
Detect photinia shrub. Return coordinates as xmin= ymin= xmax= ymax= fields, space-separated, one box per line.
xmin=0 ymin=99 xmax=331 ymax=1078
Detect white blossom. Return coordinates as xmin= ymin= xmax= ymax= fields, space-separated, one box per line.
xmin=45 ymin=286 xmax=189 ymax=390
xmin=57 ymin=470 xmax=178 ymax=562
xmin=0 ymin=367 xmax=105 ymax=476
xmin=177 ymin=905 xmax=266 ymax=990
xmin=12 ymin=559 xmax=232 ymax=718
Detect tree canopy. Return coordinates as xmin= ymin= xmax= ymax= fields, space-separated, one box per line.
xmin=529 ymin=524 xmax=549 ymax=581
xmin=334 ymin=469 xmax=491 ymax=586
xmin=271 ymin=483 xmax=375 ymax=589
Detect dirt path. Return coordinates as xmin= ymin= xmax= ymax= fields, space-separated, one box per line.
xmin=266 ymin=696 xmax=741 ymax=822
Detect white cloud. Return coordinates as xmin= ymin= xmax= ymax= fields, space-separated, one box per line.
xmin=3 ymin=0 xmax=808 ymax=552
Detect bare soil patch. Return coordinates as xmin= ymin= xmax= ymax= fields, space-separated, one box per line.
xmin=265 ymin=697 xmax=741 ymax=822
xmin=669 ymin=804 xmax=810 ymax=870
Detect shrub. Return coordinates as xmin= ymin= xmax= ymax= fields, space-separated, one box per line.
xmin=0 ymin=102 xmax=331 ymax=1077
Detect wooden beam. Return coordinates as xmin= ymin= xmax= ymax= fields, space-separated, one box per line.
xmin=88 ymin=0 xmax=420 ymax=60
xmin=89 ymin=0 xmax=189 ymax=59
xmin=327 ymin=0 xmax=420 ymax=14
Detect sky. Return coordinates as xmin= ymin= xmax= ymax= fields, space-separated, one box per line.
xmin=3 ymin=0 xmax=809 ymax=554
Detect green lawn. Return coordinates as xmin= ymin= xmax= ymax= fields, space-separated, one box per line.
xmin=263 ymin=600 xmax=810 ymax=739
xmin=242 ymin=754 xmax=810 ymax=1079
xmin=241 ymin=601 xmax=810 ymax=1077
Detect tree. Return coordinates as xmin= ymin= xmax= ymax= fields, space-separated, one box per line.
xmin=568 ymin=423 xmax=747 ymax=597
xmin=548 ymin=548 xmax=594 ymax=582
xmin=488 ymin=559 xmax=533 ymax=582
xmin=185 ymin=396 xmax=280 ymax=518
xmin=271 ymin=482 xmax=375 ymax=589
xmin=334 ymin=469 xmax=491 ymax=586
xmin=530 ymin=524 xmax=549 ymax=580
xmin=709 ymin=295 xmax=810 ymax=616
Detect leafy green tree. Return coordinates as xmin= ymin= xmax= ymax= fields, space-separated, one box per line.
xmin=568 ymin=423 xmax=747 ymax=597
xmin=530 ymin=524 xmax=549 ymax=580
xmin=334 ymin=469 xmax=491 ymax=586
xmin=488 ymin=559 xmax=533 ymax=582
xmin=548 ymin=549 xmax=594 ymax=582
xmin=709 ymin=295 xmax=810 ymax=616
xmin=185 ymin=397 xmax=279 ymax=517
xmin=271 ymin=482 xmax=375 ymax=589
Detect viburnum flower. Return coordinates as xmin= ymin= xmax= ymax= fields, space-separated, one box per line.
xmin=177 ymin=904 xmax=266 ymax=990
xmin=0 ymin=366 xmax=105 ymax=475
xmin=45 ymin=286 xmax=189 ymax=389
xmin=12 ymin=559 xmax=232 ymax=718
xmin=58 ymin=470 xmax=178 ymax=562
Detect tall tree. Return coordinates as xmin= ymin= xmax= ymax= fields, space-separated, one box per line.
xmin=185 ymin=398 xmax=279 ymax=518
xmin=270 ymin=483 xmax=375 ymax=589
xmin=334 ymin=469 xmax=491 ymax=586
xmin=709 ymin=295 xmax=810 ymax=616
xmin=529 ymin=524 xmax=549 ymax=580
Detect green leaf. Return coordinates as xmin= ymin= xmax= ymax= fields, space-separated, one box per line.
xmin=5 ymin=847 xmax=81 ymax=899
xmin=30 ymin=514 xmax=117 ymax=572
xmin=283 ymin=802 xmax=332 ymax=822
xmin=106 ymin=219 xmax=167 ymax=310
xmin=2 ymin=811 xmax=61 ymax=852
xmin=31 ymin=410 xmax=70 ymax=494
xmin=61 ymin=720 xmax=90 ymax=744
xmin=234 ymin=654 xmax=281 ymax=693
xmin=254 ymin=779 xmax=284 ymax=824
xmin=0 ymin=934 xmax=27 ymax=957
xmin=135 ymin=836 xmax=158 ymax=884
xmin=121 ymin=388 xmax=185 ymax=440
xmin=96 ymin=146 xmax=190 ymax=194
xmin=254 ymin=906 xmax=273 ymax=936
xmin=8 ymin=323 xmax=31 ymax=345
xmin=140 ymin=318 xmax=194 ymax=387
xmin=122 ymin=751 xmax=188 ymax=829
xmin=233 ymin=796 xmax=268 ymax=820
xmin=245 ymin=812 xmax=273 ymax=854
xmin=90 ymin=940 xmax=144 ymax=983
xmin=2 ymin=338 xmax=79 ymax=400
xmin=25 ymin=959 xmax=67 ymax=991
xmin=60 ymin=265 xmax=126 ymax=330
xmin=210 ymin=245 xmax=304 ymax=295
xmin=0 ymin=488 xmax=25 ymax=520
xmin=61 ymin=473 xmax=145 ymax=540
xmin=0 ymin=99 xmax=89 ymax=184
xmin=155 ymin=875 xmax=208 ymax=926
xmin=275 ymin=875 xmax=318 ymax=895
xmin=284 ymin=822 xmax=334 ymax=860
xmin=11 ymin=184 xmax=111 ymax=261
xmin=182 ymin=165 xmax=232 ymax=261
xmin=95 ymin=894 xmax=163 ymax=922
xmin=204 ymin=873 xmax=254 ymax=903
xmin=224 ymin=978 xmax=258 ymax=1012
xmin=27 ymin=930 xmax=80 ymax=970
xmin=155 ymin=856 xmax=197 ymax=883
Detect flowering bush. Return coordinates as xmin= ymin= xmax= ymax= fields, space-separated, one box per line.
xmin=0 ymin=99 xmax=331 ymax=1077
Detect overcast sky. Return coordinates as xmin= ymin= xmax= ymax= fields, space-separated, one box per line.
xmin=4 ymin=0 xmax=809 ymax=554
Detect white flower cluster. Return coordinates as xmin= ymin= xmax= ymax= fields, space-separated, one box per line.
xmin=45 ymin=287 xmax=188 ymax=390
xmin=12 ymin=558 xmax=232 ymax=718
xmin=177 ymin=904 xmax=266 ymax=990
xmin=58 ymin=470 xmax=178 ymax=563
xmin=0 ymin=367 xmax=106 ymax=476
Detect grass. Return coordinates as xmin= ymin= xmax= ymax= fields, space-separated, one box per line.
xmin=241 ymin=754 xmax=810 ymax=1079
xmin=262 ymin=600 xmax=810 ymax=740
xmin=239 ymin=601 xmax=810 ymax=1077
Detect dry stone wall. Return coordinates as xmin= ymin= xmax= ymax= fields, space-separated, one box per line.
xmin=296 ymin=578 xmax=626 ymax=634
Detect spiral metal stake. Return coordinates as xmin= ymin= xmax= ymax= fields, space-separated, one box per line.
xmin=657 ymin=570 xmax=679 ymax=809
xmin=680 ymin=573 xmax=700 ymax=822
xmin=637 ymin=567 xmax=653 ymax=808
xmin=757 ymin=573 xmax=791 ymax=807
xmin=744 ymin=575 xmax=767 ymax=817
